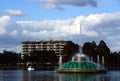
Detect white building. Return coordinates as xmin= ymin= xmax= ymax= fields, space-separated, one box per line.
xmin=21 ymin=39 xmax=67 ymax=58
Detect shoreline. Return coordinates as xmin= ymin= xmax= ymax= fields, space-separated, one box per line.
xmin=0 ymin=66 xmax=119 ymax=70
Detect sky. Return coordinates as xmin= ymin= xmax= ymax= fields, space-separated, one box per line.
xmin=0 ymin=0 xmax=120 ymax=52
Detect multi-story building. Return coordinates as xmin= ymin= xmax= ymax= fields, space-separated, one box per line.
xmin=21 ymin=39 xmax=67 ymax=58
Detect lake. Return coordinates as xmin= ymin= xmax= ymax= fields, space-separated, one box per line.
xmin=0 ymin=70 xmax=120 ymax=81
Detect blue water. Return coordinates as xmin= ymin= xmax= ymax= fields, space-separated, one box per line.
xmin=0 ymin=70 xmax=120 ymax=81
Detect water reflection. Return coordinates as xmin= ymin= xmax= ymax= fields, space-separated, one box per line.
xmin=21 ymin=71 xmax=120 ymax=81
xmin=21 ymin=71 xmax=59 ymax=81
xmin=0 ymin=70 xmax=120 ymax=81
xmin=57 ymin=71 xmax=120 ymax=81
xmin=0 ymin=70 xmax=22 ymax=81
xmin=59 ymin=73 xmax=107 ymax=81
xmin=58 ymin=73 xmax=96 ymax=81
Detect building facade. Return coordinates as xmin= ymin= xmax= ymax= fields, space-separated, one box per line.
xmin=21 ymin=39 xmax=67 ymax=58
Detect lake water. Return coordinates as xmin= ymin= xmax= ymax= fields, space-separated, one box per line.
xmin=0 ymin=70 xmax=120 ymax=81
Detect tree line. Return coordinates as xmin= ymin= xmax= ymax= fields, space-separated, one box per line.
xmin=0 ymin=40 xmax=120 ymax=70
xmin=0 ymin=41 xmax=79 ymax=70
xmin=82 ymin=40 xmax=120 ymax=69
xmin=0 ymin=50 xmax=20 ymax=67
xmin=0 ymin=50 xmax=59 ymax=70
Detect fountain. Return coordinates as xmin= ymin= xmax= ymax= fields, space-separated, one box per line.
xmin=97 ymin=55 xmax=100 ymax=64
xmin=56 ymin=24 xmax=107 ymax=73
xmin=56 ymin=52 xmax=106 ymax=73
xmin=102 ymin=56 xmax=104 ymax=67
xmin=59 ymin=55 xmax=62 ymax=67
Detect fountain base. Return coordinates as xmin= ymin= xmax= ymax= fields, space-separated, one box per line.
xmin=56 ymin=69 xmax=107 ymax=73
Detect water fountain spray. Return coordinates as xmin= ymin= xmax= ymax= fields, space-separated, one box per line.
xmin=59 ymin=54 xmax=62 ymax=67
xmin=79 ymin=24 xmax=83 ymax=54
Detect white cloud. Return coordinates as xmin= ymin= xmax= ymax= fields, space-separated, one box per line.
xmin=3 ymin=9 xmax=24 ymax=16
xmin=10 ymin=30 xmax=18 ymax=37
xmin=0 ymin=16 xmax=11 ymax=26
xmin=0 ymin=12 xmax=120 ymax=52
xmin=31 ymin=0 xmax=97 ymax=9
xmin=0 ymin=15 xmax=22 ymax=35
xmin=0 ymin=28 xmax=6 ymax=35
xmin=44 ymin=3 xmax=63 ymax=10
xmin=0 ymin=16 xmax=11 ymax=35
xmin=18 ymin=17 xmax=98 ymax=38
xmin=0 ymin=45 xmax=21 ymax=53
xmin=107 ymin=35 xmax=120 ymax=52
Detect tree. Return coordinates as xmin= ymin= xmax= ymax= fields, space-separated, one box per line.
xmin=83 ymin=40 xmax=110 ymax=67
xmin=0 ymin=50 xmax=19 ymax=66
xmin=62 ymin=41 xmax=79 ymax=62
xmin=83 ymin=41 xmax=97 ymax=56
xmin=97 ymin=40 xmax=110 ymax=67
xmin=110 ymin=52 xmax=120 ymax=68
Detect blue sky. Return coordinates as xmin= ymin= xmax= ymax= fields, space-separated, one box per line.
xmin=0 ymin=0 xmax=120 ymax=52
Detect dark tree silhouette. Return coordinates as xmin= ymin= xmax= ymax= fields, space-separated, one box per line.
xmin=83 ymin=41 xmax=97 ymax=56
xmin=97 ymin=40 xmax=110 ymax=67
xmin=0 ymin=50 xmax=19 ymax=66
xmin=62 ymin=41 xmax=79 ymax=62
xmin=83 ymin=40 xmax=110 ymax=67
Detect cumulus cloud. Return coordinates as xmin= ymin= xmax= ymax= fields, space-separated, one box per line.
xmin=0 ymin=45 xmax=21 ymax=53
xmin=0 ymin=15 xmax=23 ymax=52
xmin=1 ymin=9 xmax=24 ymax=16
xmin=10 ymin=30 xmax=18 ymax=37
xmin=0 ymin=12 xmax=120 ymax=52
xmin=31 ymin=0 xmax=97 ymax=9
xmin=107 ymin=35 xmax=120 ymax=51
xmin=0 ymin=28 xmax=6 ymax=35
xmin=0 ymin=16 xmax=11 ymax=35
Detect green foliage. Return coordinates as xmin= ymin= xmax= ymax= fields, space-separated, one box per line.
xmin=83 ymin=40 xmax=110 ymax=67
xmin=83 ymin=40 xmax=120 ymax=69
xmin=82 ymin=41 xmax=97 ymax=57
xmin=23 ymin=50 xmax=58 ymax=65
xmin=0 ymin=50 xmax=19 ymax=66
xmin=110 ymin=52 xmax=120 ymax=67
xmin=62 ymin=41 xmax=79 ymax=62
